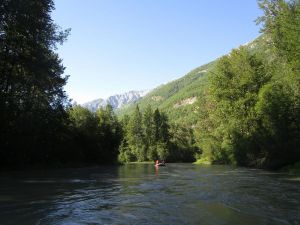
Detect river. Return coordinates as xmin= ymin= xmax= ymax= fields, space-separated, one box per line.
xmin=0 ymin=164 xmax=299 ymax=225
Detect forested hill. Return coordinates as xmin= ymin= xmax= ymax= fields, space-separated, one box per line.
xmin=117 ymin=37 xmax=264 ymax=126
xmin=117 ymin=61 xmax=216 ymax=125
xmin=118 ymin=20 xmax=300 ymax=169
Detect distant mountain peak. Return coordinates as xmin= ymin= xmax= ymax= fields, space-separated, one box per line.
xmin=82 ymin=90 xmax=150 ymax=112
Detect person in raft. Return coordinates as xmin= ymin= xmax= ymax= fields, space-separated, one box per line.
xmin=155 ymin=160 xmax=165 ymax=165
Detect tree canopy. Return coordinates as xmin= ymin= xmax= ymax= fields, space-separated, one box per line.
xmin=195 ymin=0 xmax=300 ymax=168
xmin=0 ymin=0 xmax=70 ymax=167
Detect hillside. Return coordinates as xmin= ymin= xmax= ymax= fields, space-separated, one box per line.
xmin=117 ymin=36 xmax=266 ymax=125
xmin=117 ymin=61 xmax=216 ymax=124
xmin=117 ymin=60 xmax=216 ymax=125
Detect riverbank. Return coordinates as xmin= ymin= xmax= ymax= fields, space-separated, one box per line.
xmin=126 ymin=161 xmax=154 ymax=164
xmin=193 ymin=157 xmax=211 ymax=165
xmin=279 ymin=162 xmax=300 ymax=175
xmin=193 ymin=158 xmax=300 ymax=175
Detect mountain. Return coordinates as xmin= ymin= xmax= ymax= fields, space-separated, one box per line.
xmin=83 ymin=90 xmax=150 ymax=112
xmin=117 ymin=37 xmax=263 ymax=125
xmin=116 ymin=61 xmax=215 ymax=125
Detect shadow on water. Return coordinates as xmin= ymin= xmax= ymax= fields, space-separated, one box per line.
xmin=0 ymin=164 xmax=299 ymax=225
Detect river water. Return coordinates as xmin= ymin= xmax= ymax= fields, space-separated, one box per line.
xmin=0 ymin=164 xmax=299 ymax=225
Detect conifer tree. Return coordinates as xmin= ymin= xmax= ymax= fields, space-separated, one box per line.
xmin=127 ymin=105 xmax=145 ymax=161
xmin=143 ymin=105 xmax=156 ymax=160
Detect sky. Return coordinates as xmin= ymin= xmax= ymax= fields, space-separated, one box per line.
xmin=52 ymin=0 xmax=263 ymax=103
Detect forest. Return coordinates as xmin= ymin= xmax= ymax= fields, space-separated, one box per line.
xmin=195 ymin=0 xmax=300 ymax=168
xmin=0 ymin=0 xmax=299 ymax=170
xmin=118 ymin=105 xmax=198 ymax=163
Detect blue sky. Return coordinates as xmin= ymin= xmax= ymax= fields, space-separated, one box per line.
xmin=52 ymin=0 xmax=262 ymax=103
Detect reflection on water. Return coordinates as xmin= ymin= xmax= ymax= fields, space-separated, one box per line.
xmin=0 ymin=164 xmax=299 ymax=225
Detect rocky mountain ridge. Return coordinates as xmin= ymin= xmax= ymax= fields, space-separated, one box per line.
xmin=82 ymin=90 xmax=150 ymax=112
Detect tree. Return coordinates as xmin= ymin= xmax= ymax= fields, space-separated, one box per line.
xmin=68 ymin=105 xmax=99 ymax=162
xmin=68 ymin=105 xmax=122 ymax=164
xmin=127 ymin=105 xmax=145 ymax=161
xmin=206 ymin=47 xmax=271 ymax=165
xmin=169 ymin=124 xmax=198 ymax=162
xmin=153 ymin=109 xmax=170 ymax=143
xmin=69 ymin=105 xmax=98 ymax=135
xmin=118 ymin=114 xmax=133 ymax=163
xmin=96 ymin=105 xmax=122 ymax=162
xmin=0 ymin=0 xmax=70 ymax=166
xmin=257 ymin=0 xmax=300 ymax=70
xmin=256 ymin=0 xmax=300 ymax=167
xmin=143 ymin=105 xmax=156 ymax=160
xmin=255 ymin=71 xmax=300 ymax=168
xmin=195 ymin=45 xmax=279 ymax=166
xmin=195 ymin=0 xmax=300 ymax=168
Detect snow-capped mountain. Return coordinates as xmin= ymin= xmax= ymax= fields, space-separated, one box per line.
xmin=82 ymin=90 xmax=150 ymax=112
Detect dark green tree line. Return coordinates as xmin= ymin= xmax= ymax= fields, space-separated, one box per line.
xmin=0 ymin=0 xmax=123 ymax=169
xmin=67 ymin=105 xmax=122 ymax=164
xmin=118 ymin=105 xmax=198 ymax=163
xmin=0 ymin=0 xmax=70 ymax=167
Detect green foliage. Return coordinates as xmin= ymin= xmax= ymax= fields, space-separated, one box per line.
xmin=118 ymin=106 xmax=197 ymax=163
xmin=195 ymin=0 xmax=300 ymax=168
xmin=257 ymin=0 xmax=300 ymax=69
xmin=117 ymin=1 xmax=300 ymax=169
xmin=156 ymin=142 xmax=169 ymax=160
xmin=68 ymin=106 xmax=98 ymax=135
xmin=2 ymin=0 xmax=298 ymax=170
xmin=0 ymin=0 xmax=70 ymax=167
xmin=168 ymin=124 xmax=199 ymax=162
xmin=143 ymin=105 xmax=156 ymax=159
xmin=117 ymin=62 xmax=215 ymax=126
xmin=68 ymin=105 xmax=122 ymax=164
xmin=0 ymin=0 xmax=123 ymax=168
xmin=255 ymin=78 xmax=300 ymax=167
xmin=126 ymin=105 xmax=145 ymax=161
xmin=118 ymin=140 xmax=135 ymax=163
